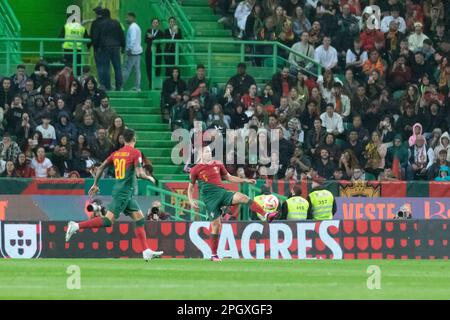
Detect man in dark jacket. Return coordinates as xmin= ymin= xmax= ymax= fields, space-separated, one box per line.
xmin=52 ymin=144 xmax=74 ymax=178
xmin=161 ymin=67 xmax=187 ymax=113
xmin=91 ymin=127 xmax=112 ymax=162
xmin=227 ymin=63 xmax=256 ymax=97
xmin=94 ymin=8 xmax=125 ymax=91
xmin=313 ymin=148 xmax=336 ymax=180
xmin=55 ymin=111 xmax=78 ymax=143
xmin=271 ymin=67 xmax=295 ymax=97
xmin=78 ymin=113 xmax=98 ymax=148
xmin=89 ymin=6 xmax=105 ymax=52
xmin=275 ymin=127 xmax=294 ymax=178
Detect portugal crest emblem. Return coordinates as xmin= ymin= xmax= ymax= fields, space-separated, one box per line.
xmin=0 ymin=222 xmax=42 ymax=259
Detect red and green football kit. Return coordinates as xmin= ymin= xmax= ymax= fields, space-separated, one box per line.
xmin=105 ymin=145 xmax=143 ymax=218
xmin=190 ymin=160 xmax=235 ymax=220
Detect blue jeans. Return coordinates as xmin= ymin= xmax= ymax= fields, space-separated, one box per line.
xmin=97 ymin=47 xmax=123 ymax=91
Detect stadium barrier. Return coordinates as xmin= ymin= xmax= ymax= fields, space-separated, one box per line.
xmin=162 ymin=180 xmax=450 ymax=220
xmin=1 ymin=220 xmax=450 ymax=259
xmin=0 ymin=178 xmax=449 ymax=221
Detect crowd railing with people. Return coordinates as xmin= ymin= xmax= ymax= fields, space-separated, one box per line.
xmin=151 ymin=38 xmax=322 ymax=89
xmin=0 ymin=37 xmax=91 ymax=77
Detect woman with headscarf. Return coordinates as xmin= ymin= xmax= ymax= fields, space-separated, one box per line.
xmin=408 ymin=122 xmax=423 ymax=147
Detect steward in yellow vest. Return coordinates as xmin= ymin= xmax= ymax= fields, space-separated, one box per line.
xmin=280 ymin=184 xmax=309 ymax=220
xmin=62 ymin=22 xmax=87 ymax=50
xmin=59 ymin=16 xmax=89 ymax=73
xmin=307 ymin=186 xmax=336 ymax=220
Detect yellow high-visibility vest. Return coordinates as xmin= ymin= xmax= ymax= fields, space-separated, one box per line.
xmin=286 ymin=196 xmax=309 ymax=220
xmin=62 ymin=22 xmax=85 ymax=50
xmin=309 ymin=189 xmax=334 ymax=220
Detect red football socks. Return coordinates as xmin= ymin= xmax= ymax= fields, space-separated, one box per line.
xmin=135 ymin=226 xmax=150 ymax=251
xmin=78 ymin=217 xmax=106 ymax=229
xmin=210 ymin=233 xmax=219 ymax=256
xmin=249 ymin=200 xmax=266 ymax=216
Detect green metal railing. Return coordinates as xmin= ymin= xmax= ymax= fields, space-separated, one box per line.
xmin=0 ymin=0 xmax=21 ymax=72
xmin=0 ymin=37 xmax=91 ymax=77
xmin=151 ymin=39 xmax=322 ymax=90
xmin=0 ymin=0 xmax=20 ymax=36
xmin=146 ymin=183 xmax=209 ymax=221
xmin=145 ymin=180 xmax=288 ymax=222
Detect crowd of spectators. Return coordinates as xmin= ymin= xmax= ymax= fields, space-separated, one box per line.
xmin=0 ymin=62 xmax=153 ymax=179
xmin=165 ymin=0 xmax=450 ymax=182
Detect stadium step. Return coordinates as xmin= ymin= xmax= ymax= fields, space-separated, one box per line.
xmin=129 ymin=123 xmax=170 ymax=131
xmin=136 ymin=131 xmax=172 ymax=140
xmin=149 ymin=157 xmax=176 ymax=165
xmin=182 ymin=0 xmax=209 ymax=6
xmin=110 ymin=98 xmax=155 ymax=109
xmin=113 ymin=106 xmax=160 ymax=114
xmin=195 ymin=29 xmax=232 ymax=37
xmin=154 ymin=173 xmax=189 ymax=181
xmin=140 ymin=147 xmax=174 ymax=157
xmin=107 ymin=91 xmax=153 ymax=98
xmin=152 ymin=165 xmax=184 ymax=174
xmin=186 ymin=14 xmax=217 ymax=21
xmin=137 ymin=140 xmax=177 ymax=148
xmin=194 ymin=21 xmax=225 ymax=29
xmin=121 ymin=114 xmax=161 ymax=123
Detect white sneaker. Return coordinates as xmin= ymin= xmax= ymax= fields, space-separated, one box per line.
xmin=217 ymin=17 xmax=227 ymax=24
xmin=143 ymin=248 xmax=164 ymax=261
xmin=65 ymin=221 xmax=79 ymax=242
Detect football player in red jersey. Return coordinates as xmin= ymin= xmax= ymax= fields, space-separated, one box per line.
xmin=65 ymin=128 xmax=163 ymax=261
xmin=188 ymin=146 xmax=277 ymax=261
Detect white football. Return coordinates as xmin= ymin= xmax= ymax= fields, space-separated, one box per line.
xmin=263 ymin=195 xmax=279 ymax=210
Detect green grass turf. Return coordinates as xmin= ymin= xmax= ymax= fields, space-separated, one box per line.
xmin=0 ymin=259 xmax=450 ymax=299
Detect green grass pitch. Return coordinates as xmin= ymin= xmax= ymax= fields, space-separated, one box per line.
xmin=1 ymin=259 xmax=450 ymax=299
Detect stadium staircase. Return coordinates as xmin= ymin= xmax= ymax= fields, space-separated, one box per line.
xmin=107 ymin=91 xmax=187 ymax=181
xmin=180 ymin=0 xmax=276 ymax=88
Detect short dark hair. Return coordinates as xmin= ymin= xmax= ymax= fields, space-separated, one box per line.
xmin=17 ymin=64 xmax=26 ymax=70
xmin=197 ymin=64 xmax=205 ymax=70
xmin=123 ymin=128 xmax=136 ymax=143
xmin=127 ymin=12 xmax=136 ymax=18
xmin=237 ymin=62 xmax=246 ymax=69
xmin=292 ymin=184 xmax=302 ymax=196
xmin=423 ymin=38 xmax=433 ymax=46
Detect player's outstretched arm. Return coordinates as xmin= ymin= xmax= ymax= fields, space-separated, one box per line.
xmin=226 ymin=174 xmax=256 ymax=184
xmin=187 ymin=182 xmax=198 ymax=209
xmin=136 ymin=167 xmax=156 ymax=184
xmin=89 ymin=159 xmax=109 ymax=197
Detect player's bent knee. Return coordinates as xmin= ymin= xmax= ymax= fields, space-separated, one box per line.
xmin=233 ymin=192 xmax=248 ymax=204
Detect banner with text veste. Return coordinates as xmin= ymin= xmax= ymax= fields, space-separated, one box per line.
xmin=335 ymin=198 xmax=450 ymax=220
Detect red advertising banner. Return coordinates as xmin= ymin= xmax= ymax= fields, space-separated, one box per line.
xmin=1 ymin=220 xmax=449 ymax=260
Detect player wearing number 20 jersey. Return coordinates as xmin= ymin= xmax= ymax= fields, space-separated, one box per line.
xmin=106 ymin=145 xmax=143 ymax=218
xmin=65 ymin=128 xmax=163 ymax=261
